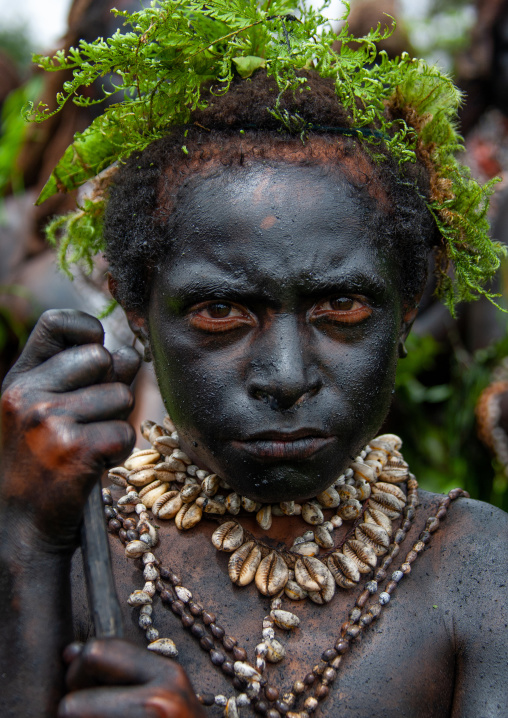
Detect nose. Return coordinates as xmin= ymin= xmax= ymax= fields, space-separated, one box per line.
xmin=247 ymin=314 xmax=322 ymax=411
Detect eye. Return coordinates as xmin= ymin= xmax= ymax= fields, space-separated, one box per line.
xmin=188 ymin=301 xmax=256 ymax=332
xmin=310 ymin=296 xmax=372 ymax=325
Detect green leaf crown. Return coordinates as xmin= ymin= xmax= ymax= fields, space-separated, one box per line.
xmin=27 ymin=0 xmax=506 ymax=313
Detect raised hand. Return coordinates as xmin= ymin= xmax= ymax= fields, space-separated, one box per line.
xmin=1 ymin=309 xmax=140 ymax=549
xmin=59 ymin=639 xmax=205 ymax=718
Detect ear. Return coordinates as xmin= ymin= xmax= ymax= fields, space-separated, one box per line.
xmin=107 ymin=273 xmax=152 ymax=361
xmin=398 ymin=306 xmax=418 ymax=359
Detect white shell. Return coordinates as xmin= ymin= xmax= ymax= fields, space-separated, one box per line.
xmin=271 ymin=609 xmax=300 ymax=629
xmin=256 ymin=504 xmax=272 ymax=531
xmin=234 ymin=661 xmax=261 ymax=680
xmin=291 ymin=541 xmax=320 ymax=556
xmin=364 ymin=508 xmax=393 ymax=536
xmin=127 ymin=590 xmax=152 ymax=606
xmin=172 ymin=448 xmax=191 ymax=465
xmin=284 ymin=580 xmax=308 ymax=601
xmin=373 ymin=481 xmax=406 ymax=502
xmin=147 ymin=638 xmax=178 ymax=658
xmin=228 ymin=541 xmax=262 ymax=586
xmin=175 ymin=585 xmax=192 ymax=603
xmin=152 ymin=435 xmax=179 ymax=455
xmin=255 ymin=552 xmax=289 ymax=596
xmin=294 ymin=556 xmax=332 ymax=592
xmin=180 ymin=482 xmax=201 ymax=503
xmin=350 ymin=461 xmax=377 ymax=484
xmin=342 ymin=538 xmax=378 ymax=573
xmin=327 ymin=551 xmax=360 ymax=588
xmin=174 ymin=501 xmax=203 ymax=530
xmin=201 ymin=474 xmax=220 ymax=496
xmin=265 ymin=639 xmax=286 ymax=663
xmin=125 ymin=540 xmax=151 ymax=558
xmin=301 ymin=502 xmax=324 ymax=526
xmin=307 ymin=566 xmax=336 ymax=604
xmin=225 ymin=697 xmax=239 ymax=718
xmin=165 ymin=457 xmax=188 ymax=472
xmin=355 ymin=522 xmax=390 ymax=556
xmin=337 ymin=499 xmax=362 ymax=521
xmin=225 ymin=493 xmax=241 ymax=515
xmin=280 ymin=501 xmax=297 ymax=515
xmin=124 ymin=449 xmax=161 ymax=471
xmin=153 ymin=491 xmax=183 ymax=520
xmin=315 ymin=487 xmax=341 ymax=508
xmin=211 ymin=522 xmax=244 ymax=552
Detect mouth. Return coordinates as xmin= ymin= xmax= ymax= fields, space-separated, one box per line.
xmin=231 ymin=429 xmax=334 ymax=461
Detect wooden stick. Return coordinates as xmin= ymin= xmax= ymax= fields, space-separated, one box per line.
xmin=81 ymin=481 xmax=124 ymax=638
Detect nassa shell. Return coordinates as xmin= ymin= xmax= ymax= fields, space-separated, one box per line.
xmin=147 ymin=638 xmax=178 ymax=658
xmin=271 ymin=609 xmax=300 ymax=630
xmin=211 ymin=521 xmax=244 ymax=552
xmin=201 ymin=474 xmax=220 ymax=497
xmin=256 ymin=504 xmax=272 ymax=531
xmin=291 ymin=541 xmax=320 ymax=557
xmin=265 ymin=639 xmax=286 ymax=663
xmin=228 ymin=541 xmax=262 ymax=586
xmin=338 ymin=499 xmax=362 ymax=521
xmin=255 ymin=552 xmax=289 ymax=596
xmin=225 ymin=493 xmax=241 ymax=515
xmin=284 ymin=580 xmax=308 ymax=601
xmin=314 ymin=525 xmax=334 ymax=549
xmin=301 ymin=502 xmax=324 ymax=526
xmin=315 ymin=487 xmax=341 ymax=508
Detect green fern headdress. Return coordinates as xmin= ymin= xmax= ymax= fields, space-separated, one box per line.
xmin=27 ymin=0 xmax=506 ymax=313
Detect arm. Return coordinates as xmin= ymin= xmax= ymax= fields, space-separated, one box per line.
xmin=447 ymin=498 xmax=508 ymax=717
xmin=0 ymin=310 xmax=138 ymax=717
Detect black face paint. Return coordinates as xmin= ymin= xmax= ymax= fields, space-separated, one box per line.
xmin=148 ymin=164 xmax=405 ymax=502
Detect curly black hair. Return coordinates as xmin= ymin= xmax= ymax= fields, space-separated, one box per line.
xmin=103 ymin=71 xmax=440 ymax=315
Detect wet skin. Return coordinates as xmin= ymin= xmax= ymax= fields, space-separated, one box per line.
xmin=147 ymin=165 xmax=408 ymax=503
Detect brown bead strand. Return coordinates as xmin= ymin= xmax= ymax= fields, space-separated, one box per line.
xmin=104 ymin=481 xmax=468 ymax=718
xmin=281 ymin=484 xmax=468 ymax=716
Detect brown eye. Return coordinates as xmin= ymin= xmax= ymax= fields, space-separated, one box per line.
xmin=188 ymin=301 xmax=256 ymax=332
xmin=329 ymin=297 xmax=355 ymax=311
xmin=208 ymin=302 xmax=233 ymax=318
xmin=310 ymin=296 xmax=372 ymax=325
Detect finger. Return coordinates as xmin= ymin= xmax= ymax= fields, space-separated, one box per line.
xmin=107 ymin=346 xmax=142 ymax=385
xmin=83 ymin=421 xmax=136 ymax=468
xmin=4 ymin=310 xmax=104 ymax=386
xmin=28 ymin=344 xmax=113 ymax=393
xmin=63 ymin=643 xmax=85 ymax=665
xmin=56 ymin=384 xmax=134 ymax=423
xmin=58 ymin=686 xmax=196 ymax=718
xmin=65 ymin=639 xmax=176 ymax=690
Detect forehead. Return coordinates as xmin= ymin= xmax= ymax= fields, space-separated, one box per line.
xmin=156 ymin=163 xmax=399 ymax=301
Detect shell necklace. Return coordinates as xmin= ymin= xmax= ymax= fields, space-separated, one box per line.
xmin=109 ymin=416 xmax=411 ymax=605
xmin=104 ymin=416 xmax=469 ymax=717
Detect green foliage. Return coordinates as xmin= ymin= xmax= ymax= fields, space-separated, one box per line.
xmin=394 ymin=331 xmax=508 ymax=511
xmin=0 ymin=77 xmax=42 ymax=196
xmin=26 ymin=0 xmax=504 ymax=310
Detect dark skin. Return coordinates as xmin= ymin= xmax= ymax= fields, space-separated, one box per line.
xmin=1 ymin=164 xmax=507 ymax=717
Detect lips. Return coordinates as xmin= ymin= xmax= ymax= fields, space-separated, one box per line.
xmin=231 ymin=429 xmax=334 ymax=461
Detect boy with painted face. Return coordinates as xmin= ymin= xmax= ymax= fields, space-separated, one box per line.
xmin=1 ymin=5 xmax=507 ymax=717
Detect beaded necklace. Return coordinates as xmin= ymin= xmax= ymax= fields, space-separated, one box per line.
xmin=104 ymin=417 xmax=468 ymax=717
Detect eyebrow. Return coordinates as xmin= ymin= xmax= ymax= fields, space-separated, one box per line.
xmin=163 ymin=269 xmax=389 ymax=309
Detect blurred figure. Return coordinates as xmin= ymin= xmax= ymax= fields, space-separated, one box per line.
xmin=0 ymin=0 xmax=164 ymax=435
